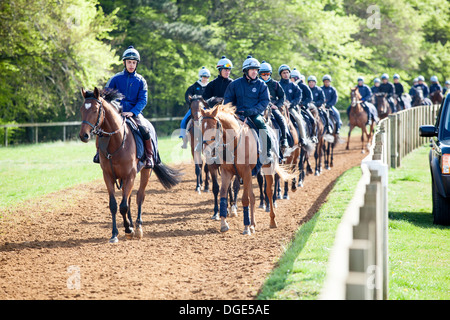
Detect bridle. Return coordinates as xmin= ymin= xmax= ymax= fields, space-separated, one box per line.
xmin=82 ymin=97 xmax=125 ymax=136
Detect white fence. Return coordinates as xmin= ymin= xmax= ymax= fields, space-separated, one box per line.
xmin=320 ymin=104 xmax=440 ymax=300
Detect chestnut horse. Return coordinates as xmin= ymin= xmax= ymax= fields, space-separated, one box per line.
xmin=430 ymin=90 xmax=444 ymax=105
xmin=347 ymin=87 xmax=375 ymax=153
xmin=200 ymin=104 xmax=292 ymax=235
xmin=187 ymin=95 xmax=240 ymax=220
xmin=79 ymin=87 xmax=182 ymax=243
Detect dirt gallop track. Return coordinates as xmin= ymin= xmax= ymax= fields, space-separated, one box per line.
xmin=0 ymin=137 xmax=366 ymax=299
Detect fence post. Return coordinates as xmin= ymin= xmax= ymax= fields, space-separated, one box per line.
xmin=35 ymin=127 xmax=38 ymax=144
xmin=63 ymin=126 xmax=66 ymax=142
xmin=4 ymin=128 xmax=7 ymax=147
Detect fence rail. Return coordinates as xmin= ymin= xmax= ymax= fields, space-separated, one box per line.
xmin=0 ymin=116 xmax=183 ymax=147
xmin=320 ymin=104 xmax=440 ymax=300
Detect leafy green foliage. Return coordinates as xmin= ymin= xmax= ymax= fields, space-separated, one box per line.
xmin=1 ymin=0 xmax=448 ymax=125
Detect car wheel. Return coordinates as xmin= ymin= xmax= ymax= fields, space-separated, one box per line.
xmin=432 ymin=180 xmax=450 ymax=225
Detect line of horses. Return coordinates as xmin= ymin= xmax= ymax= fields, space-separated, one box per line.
xmin=78 ymin=86 xmax=441 ymax=242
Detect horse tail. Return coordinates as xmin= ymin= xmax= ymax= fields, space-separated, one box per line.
xmin=153 ymin=157 xmax=184 ymax=189
xmin=274 ymin=162 xmax=296 ymax=182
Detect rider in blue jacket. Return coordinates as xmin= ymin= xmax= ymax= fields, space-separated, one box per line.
xmin=321 ymin=75 xmax=342 ymax=134
xmin=308 ymin=75 xmax=332 ymax=134
xmin=379 ymin=73 xmax=396 ymax=113
xmin=224 ymin=55 xmax=273 ymax=164
xmin=429 ymin=76 xmax=442 ymax=95
xmin=94 ymin=46 xmax=154 ymax=168
xmin=347 ymin=77 xmax=377 ymax=125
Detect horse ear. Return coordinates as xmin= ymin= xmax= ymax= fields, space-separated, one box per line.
xmin=200 ymin=107 xmax=207 ymax=117
xmin=211 ymin=105 xmax=220 ymax=118
xmin=81 ymin=88 xmax=86 ymax=98
xmin=94 ymin=87 xmax=100 ymax=99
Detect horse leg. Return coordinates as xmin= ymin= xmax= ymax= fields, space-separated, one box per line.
xmin=346 ymin=124 xmax=354 ymax=150
xmin=231 ymin=176 xmax=240 ymax=217
xmin=361 ymin=126 xmax=366 ymax=153
xmin=283 ymin=179 xmax=289 ymax=200
xmin=210 ymin=167 xmax=220 ymax=220
xmin=265 ymin=174 xmax=277 ymax=228
xmin=273 ymin=173 xmax=279 ymax=207
xmin=219 ymin=169 xmax=233 ymax=232
xmin=120 ymin=177 xmax=135 ymax=240
xmin=203 ymin=164 xmax=210 ymax=193
xmin=135 ymin=168 xmax=151 ymax=239
xmin=330 ymin=142 xmax=335 ymax=168
xmin=314 ymin=145 xmax=320 ymax=176
xmin=257 ymin=171 xmax=265 ymax=209
xmin=195 ymin=163 xmax=202 ymax=194
xmin=105 ymin=177 xmax=119 ymax=243
xmin=241 ymin=169 xmax=253 ymax=235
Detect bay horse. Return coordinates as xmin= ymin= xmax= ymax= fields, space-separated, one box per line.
xmin=430 ymin=90 xmax=444 ymax=105
xmin=347 ymin=87 xmax=374 ymax=153
xmin=79 ymin=87 xmax=183 ymax=243
xmin=323 ymin=107 xmax=338 ymax=170
xmin=309 ymin=104 xmax=328 ymax=176
xmin=200 ymin=104 xmax=292 ymax=235
xmin=187 ymin=95 xmax=240 ymax=220
xmin=374 ymin=92 xmax=391 ymax=120
xmin=412 ymin=87 xmax=432 ymax=107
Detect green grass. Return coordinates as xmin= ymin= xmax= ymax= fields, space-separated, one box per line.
xmin=388 ymin=146 xmax=450 ymax=300
xmin=0 ymin=136 xmax=191 ymax=212
xmin=257 ymin=166 xmax=362 ymax=300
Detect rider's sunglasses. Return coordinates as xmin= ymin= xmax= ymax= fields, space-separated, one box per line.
xmin=260 ymin=72 xmax=271 ymax=76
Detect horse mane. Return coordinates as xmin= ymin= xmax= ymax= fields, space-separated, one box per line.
xmin=101 ymin=88 xmax=124 ymax=103
xmin=220 ymin=103 xmax=237 ymax=115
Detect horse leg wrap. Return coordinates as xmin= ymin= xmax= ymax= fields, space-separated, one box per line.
xmin=220 ymin=197 xmax=228 ymax=218
xmin=243 ymin=206 xmax=250 ymax=226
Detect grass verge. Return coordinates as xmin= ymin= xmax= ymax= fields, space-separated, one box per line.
xmin=388 ymin=146 xmax=450 ymax=300
xmin=257 ymin=165 xmax=362 ymax=300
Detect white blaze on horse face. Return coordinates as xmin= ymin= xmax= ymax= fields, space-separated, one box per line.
xmin=85 ymin=103 xmax=92 ymax=110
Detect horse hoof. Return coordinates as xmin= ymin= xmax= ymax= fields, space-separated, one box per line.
xmin=270 ymin=221 xmax=278 ymax=229
xmin=273 ymin=202 xmax=277 ymax=209
xmin=211 ymin=213 xmax=220 ymax=221
xmin=250 ymin=225 xmax=256 ymax=233
xmin=259 ymin=203 xmax=266 ymax=209
xmin=243 ymin=228 xmax=251 ymax=235
xmin=298 ymin=181 xmax=304 ymax=188
xmin=230 ymin=205 xmax=238 ymax=218
xmin=136 ymin=226 xmax=143 ymax=239
xmin=204 ymin=187 xmax=210 ymax=193
xmin=315 ymin=171 xmax=320 ymax=176
xmin=361 ymin=149 xmax=365 ymax=154
xmin=283 ymin=194 xmax=289 ymax=200
xmin=109 ymin=236 xmax=119 ymax=244
xmin=125 ymin=230 xmax=135 ymax=240
xmin=276 ymin=194 xmax=282 ymax=200
xmin=265 ymin=206 xmax=270 ymax=213
xmin=220 ymin=221 xmax=229 ymax=233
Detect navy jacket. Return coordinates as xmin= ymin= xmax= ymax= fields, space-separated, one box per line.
xmin=357 ymin=84 xmax=373 ymax=102
xmin=224 ymin=76 xmax=270 ymax=117
xmin=279 ymin=78 xmax=302 ymax=107
xmin=429 ymin=83 xmax=442 ymax=94
xmin=371 ymin=85 xmax=381 ymax=95
xmin=185 ymin=81 xmax=206 ymax=106
xmin=264 ymin=78 xmax=285 ymax=108
xmin=379 ymin=82 xmax=395 ymax=97
xmin=394 ymin=82 xmax=404 ymax=96
xmin=106 ymin=69 xmax=148 ymax=116
xmin=413 ymin=83 xmax=429 ymax=98
xmin=321 ymin=85 xmax=338 ymax=107
xmin=298 ymin=81 xmax=313 ymax=106
xmin=202 ymin=75 xmax=233 ymax=100
xmin=310 ymin=86 xmax=326 ymax=107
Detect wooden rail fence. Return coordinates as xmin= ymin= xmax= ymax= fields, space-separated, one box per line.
xmin=320 ymin=104 xmax=440 ymax=300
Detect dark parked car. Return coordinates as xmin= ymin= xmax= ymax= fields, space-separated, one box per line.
xmin=420 ymin=93 xmax=450 ymax=225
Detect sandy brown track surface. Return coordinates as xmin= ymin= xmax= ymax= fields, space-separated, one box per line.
xmin=0 ymin=136 xmax=366 ymax=299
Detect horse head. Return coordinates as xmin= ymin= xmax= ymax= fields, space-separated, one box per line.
xmin=79 ymin=87 xmax=104 ymax=142
xmin=189 ymin=95 xmax=208 ymax=122
xmin=350 ymin=87 xmax=362 ymax=107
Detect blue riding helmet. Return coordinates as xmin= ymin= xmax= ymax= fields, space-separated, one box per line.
xmin=393 ymin=74 xmax=400 ymax=79
xmin=242 ymin=55 xmax=260 ymax=71
xmin=198 ymin=66 xmax=211 ymax=79
xmin=374 ymin=78 xmax=381 ymax=84
xmin=430 ymin=75 xmax=438 ymax=83
xmin=216 ymin=56 xmax=233 ymax=70
xmin=122 ymin=45 xmax=140 ymax=62
xmin=322 ymin=74 xmax=332 ymax=82
xmin=308 ymin=75 xmax=317 ymax=82
xmin=259 ymin=61 xmax=273 ymax=74
xmin=357 ymin=76 xmax=364 ymax=82
xmin=278 ymin=64 xmax=291 ymax=75
xmin=418 ymin=75 xmax=425 ymax=81
xmin=445 ymin=80 xmax=450 ymax=85
xmin=413 ymin=78 xmax=418 ymax=83
xmin=381 ymin=73 xmax=389 ymax=80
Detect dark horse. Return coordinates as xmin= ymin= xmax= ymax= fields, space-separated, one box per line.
xmin=412 ymin=87 xmax=432 ymax=107
xmin=79 ymin=87 xmax=183 ymax=243
xmin=374 ymin=92 xmax=391 ymax=120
